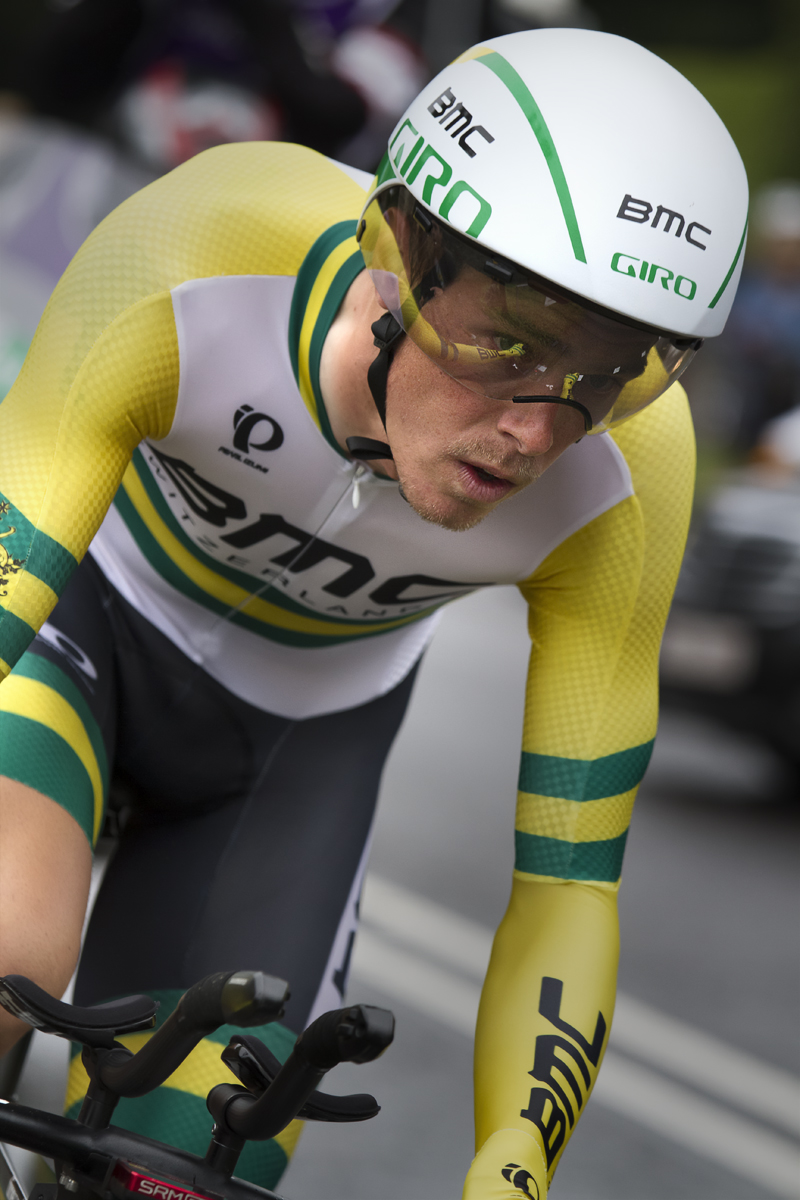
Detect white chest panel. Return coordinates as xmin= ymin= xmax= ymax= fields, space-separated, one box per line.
xmin=91 ymin=274 xmax=635 ymax=717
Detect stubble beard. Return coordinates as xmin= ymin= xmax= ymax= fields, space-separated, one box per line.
xmin=397 ymin=480 xmax=489 ymax=532
xmin=396 ymin=438 xmax=543 ymax=532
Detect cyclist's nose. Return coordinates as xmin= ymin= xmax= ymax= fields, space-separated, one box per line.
xmin=495 ymin=401 xmax=563 ymax=457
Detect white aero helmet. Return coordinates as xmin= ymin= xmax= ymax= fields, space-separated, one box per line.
xmin=356 ymin=28 xmax=748 ymax=436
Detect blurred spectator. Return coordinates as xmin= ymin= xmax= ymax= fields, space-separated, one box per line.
xmin=0 ymin=0 xmax=429 ymax=404
xmin=0 ymin=101 xmax=154 ymax=400
xmin=286 ymin=0 xmax=426 ymax=171
xmin=725 ymin=181 xmax=800 ymax=449
xmin=484 ymin=0 xmax=598 ymax=36
xmin=752 ymin=402 xmax=800 ymax=472
xmin=12 ymin=0 xmax=372 ymax=169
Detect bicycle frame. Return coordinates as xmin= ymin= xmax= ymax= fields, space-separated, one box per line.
xmin=0 ymin=1098 xmax=280 ymax=1200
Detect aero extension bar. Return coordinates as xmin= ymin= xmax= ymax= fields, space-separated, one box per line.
xmin=0 ymin=970 xmax=394 ymax=1200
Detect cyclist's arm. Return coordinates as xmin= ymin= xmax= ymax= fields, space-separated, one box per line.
xmin=0 ymin=177 xmax=185 ymax=1057
xmin=464 ymin=385 xmax=695 ymax=1198
xmin=0 ymin=142 xmax=367 ymax=681
xmin=0 ymin=777 xmax=92 ymax=1055
xmin=0 ymin=282 xmax=179 ymax=680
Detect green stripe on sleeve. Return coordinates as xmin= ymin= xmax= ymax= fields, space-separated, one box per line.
xmin=307 ymin=248 xmax=365 ymax=452
xmin=0 ymin=711 xmax=96 ymax=842
xmin=0 ymin=491 xmax=77 ymax=596
xmin=288 ymin=220 xmax=359 ymax=384
xmin=515 ymin=829 xmax=628 ymax=882
xmin=518 ymin=741 xmax=654 ymax=801
xmin=13 ymin=655 xmax=109 ymax=795
xmin=0 ymin=609 xmax=35 ymax=668
xmin=476 ymin=51 xmax=586 ymax=263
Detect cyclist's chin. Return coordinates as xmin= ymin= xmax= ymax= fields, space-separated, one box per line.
xmin=397 ymin=473 xmax=505 ymax=532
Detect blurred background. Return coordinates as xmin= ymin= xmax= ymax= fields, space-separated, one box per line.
xmin=0 ymin=1 xmax=798 ymax=1197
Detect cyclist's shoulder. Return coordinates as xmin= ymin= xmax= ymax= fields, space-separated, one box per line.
xmin=609 ymin=381 xmax=695 ymax=484
xmin=28 ymin=144 xmax=369 ymax=382
xmin=606 ymin=381 xmax=695 ymax=543
xmin=92 ymin=142 xmax=369 ymax=284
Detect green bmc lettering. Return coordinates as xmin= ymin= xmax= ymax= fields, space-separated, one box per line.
xmin=611 ymin=251 xmax=696 ymax=300
xmin=387 ymin=119 xmax=492 ymax=237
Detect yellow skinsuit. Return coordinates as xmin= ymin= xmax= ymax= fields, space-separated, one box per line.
xmin=0 ymin=143 xmax=694 ymax=1197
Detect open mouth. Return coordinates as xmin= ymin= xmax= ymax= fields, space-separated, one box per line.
xmin=458 ymin=460 xmax=515 ymax=501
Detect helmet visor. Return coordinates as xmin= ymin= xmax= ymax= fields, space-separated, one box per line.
xmin=359 ymin=186 xmax=700 ymax=433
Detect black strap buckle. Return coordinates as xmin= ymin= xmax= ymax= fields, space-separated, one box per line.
xmin=345 ymin=437 xmax=394 ymax=461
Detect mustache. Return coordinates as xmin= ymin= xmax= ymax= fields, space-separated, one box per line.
xmin=449 ymin=438 xmax=543 ymax=486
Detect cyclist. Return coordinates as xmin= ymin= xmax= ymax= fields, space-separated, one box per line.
xmin=0 ymin=27 xmax=747 ymax=1200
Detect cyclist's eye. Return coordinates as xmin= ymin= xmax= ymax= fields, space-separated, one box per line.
xmin=493 ymin=334 xmax=529 ymax=356
xmin=583 ymin=374 xmax=619 ymax=394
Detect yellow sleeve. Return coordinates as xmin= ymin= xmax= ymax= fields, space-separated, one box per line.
xmin=464 ymin=384 xmax=695 ymax=1199
xmin=0 ymin=142 xmax=366 ymax=680
xmin=0 ymin=290 xmax=179 ymax=679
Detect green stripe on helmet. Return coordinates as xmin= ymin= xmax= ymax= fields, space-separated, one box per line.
xmin=708 ymin=215 xmax=748 ymax=309
xmin=476 ymin=50 xmax=587 ymax=264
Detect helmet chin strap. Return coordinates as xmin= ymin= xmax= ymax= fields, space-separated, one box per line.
xmin=346 ymin=312 xmax=405 ymax=462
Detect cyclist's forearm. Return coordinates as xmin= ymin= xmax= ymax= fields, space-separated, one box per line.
xmin=0 ymin=777 xmax=92 ymax=1056
xmin=466 ymin=876 xmax=619 ymax=1196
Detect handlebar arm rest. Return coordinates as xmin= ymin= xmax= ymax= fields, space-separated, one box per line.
xmin=0 ymin=977 xmax=157 ymax=1048
xmin=99 ymin=972 xmax=289 ymax=1098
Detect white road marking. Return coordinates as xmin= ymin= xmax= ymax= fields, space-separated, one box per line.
xmin=354 ymin=928 xmax=480 ymax=1039
xmin=354 ymin=874 xmax=800 ymax=1198
xmin=360 ymin=875 xmax=493 ymax=980
xmin=594 ymin=1055 xmax=800 ymax=1200
xmin=612 ymin=991 xmax=800 ymax=1139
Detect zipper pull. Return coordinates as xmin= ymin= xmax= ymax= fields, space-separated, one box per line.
xmin=352 ymin=464 xmax=366 ymax=509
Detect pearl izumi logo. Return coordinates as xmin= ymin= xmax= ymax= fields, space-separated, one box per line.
xmin=218 ymin=405 xmax=284 ymax=474
xmin=500 ymin=1164 xmax=539 ymax=1198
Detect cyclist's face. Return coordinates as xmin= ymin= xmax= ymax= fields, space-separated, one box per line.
xmin=383 ymin=324 xmax=586 ymax=533
xmin=379 ymin=264 xmax=653 ymax=531
xmin=408 ymin=264 xmax=655 ymax=414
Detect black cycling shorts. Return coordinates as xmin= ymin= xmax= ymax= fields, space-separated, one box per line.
xmin=0 ymin=553 xmax=417 ymax=1187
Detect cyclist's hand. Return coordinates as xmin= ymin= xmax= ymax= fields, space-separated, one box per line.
xmin=462 ymin=1129 xmax=548 ymax=1200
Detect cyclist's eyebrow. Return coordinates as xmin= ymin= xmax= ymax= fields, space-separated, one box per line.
xmin=483 ymin=305 xmax=561 ymax=347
